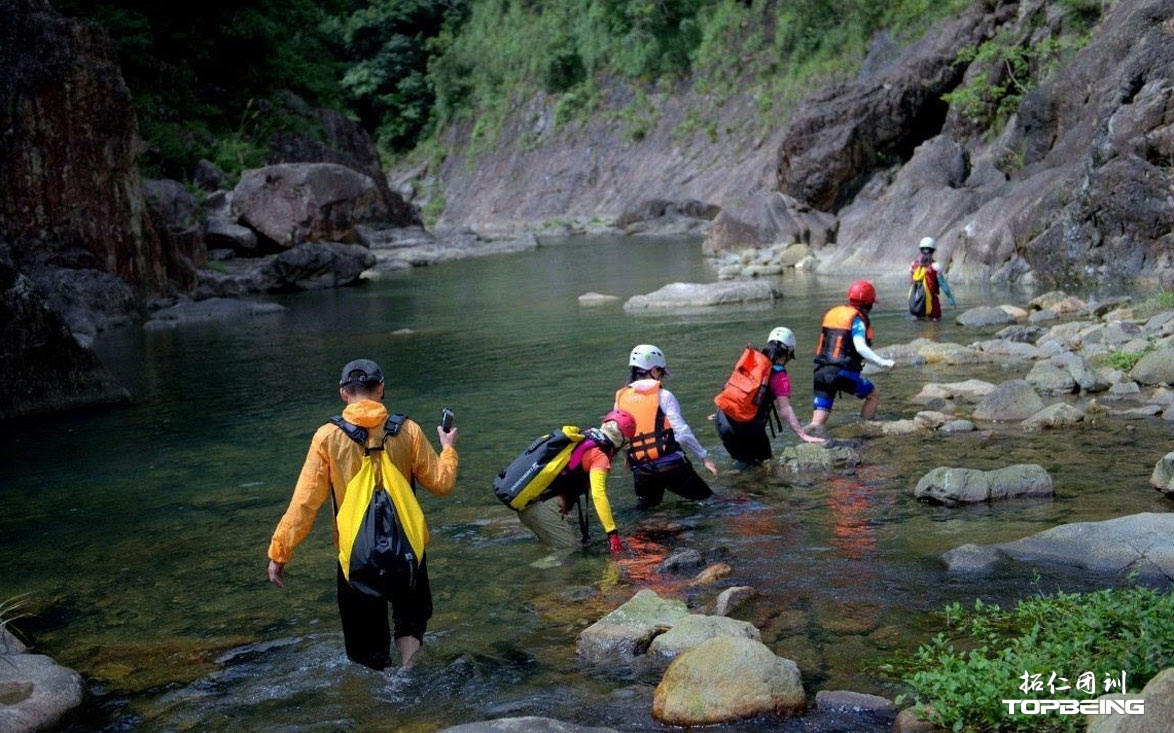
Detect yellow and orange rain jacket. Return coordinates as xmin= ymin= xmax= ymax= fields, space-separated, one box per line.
xmin=267 ymin=399 xmax=458 ymax=567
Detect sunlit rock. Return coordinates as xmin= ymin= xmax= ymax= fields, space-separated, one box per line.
xmin=652 ymin=636 xmax=804 ymax=725
xmin=575 ymin=589 xmax=689 ymax=663
xmin=647 ymin=614 xmax=760 ymax=659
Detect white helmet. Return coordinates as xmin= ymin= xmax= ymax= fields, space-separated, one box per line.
xmin=629 ymin=344 xmax=667 ymax=371
xmin=919 ymin=236 xmax=937 ymax=251
xmin=767 ymin=327 xmax=796 ymax=350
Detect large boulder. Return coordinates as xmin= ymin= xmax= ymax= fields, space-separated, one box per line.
xmin=994 ymin=513 xmax=1174 ymax=579
xmin=702 ymin=193 xmax=835 ymax=254
xmin=1086 ymin=666 xmax=1174 ymax=733
xmin=623 ymin=280 xmax=780 ymax=312
xmin=1 ymin=251 xmax=129 ymax=420
xmin=232 ymin=163 xmax=388 ymax=249
xmin=0 ymin=653 xmax=86 ymax=733
xmin=256 ymin=242 xmax=376 ymax=292
xmin=971 ymin=380 xmax=1045 ymax=421
xmin=1130 ymin=348 xmax=1174 ymax=386
xmin=652 ymin=636 xmax=805 ymax=726
xmin=914 ymin=464 xmax=1053 ymax=505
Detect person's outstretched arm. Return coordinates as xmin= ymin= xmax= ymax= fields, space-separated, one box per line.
xmin=775 ymin=395 xmax=824 ymax=443
xmin=937 ymin=264 xmax=956 ymax=306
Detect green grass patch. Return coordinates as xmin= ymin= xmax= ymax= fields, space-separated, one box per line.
xmin=1134 ymin=289 xmax=1174 ymax=319
xmin=889 ymin=586 xmax=1174 ymax=732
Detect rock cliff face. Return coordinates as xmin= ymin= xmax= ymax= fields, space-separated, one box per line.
xmin=0 ymin=0 xmax=190 ymax=294
xmin=428 ymin=0 xmax=1174 ymax=288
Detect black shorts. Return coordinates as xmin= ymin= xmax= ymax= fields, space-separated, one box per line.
xmin=336 ymin=560 xmax=432 ymax=670
xmin=714 ymin=409 xmax=772 ymax=464
xmin=812 ymin=364 xmax=874 ymax=411
xmin=631 ymin=453 xmax=713 ymax=508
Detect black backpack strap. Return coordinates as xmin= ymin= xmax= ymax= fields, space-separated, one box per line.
xmin=330 ymin=415 xmax=369 ymax=446
xmin=384 ymin=413 xmax=407 ymax=437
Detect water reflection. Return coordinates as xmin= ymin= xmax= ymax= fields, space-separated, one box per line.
xmin=0 ymin=235 xmax=1169 ymax=731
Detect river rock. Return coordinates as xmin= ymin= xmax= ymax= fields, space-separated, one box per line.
xmin=578 ymin=292 xmax=619 ymax=306
xmin=956 ymin=306 xmax=1017 ymax=328
xmin=205 ymin=218 xmax=259 ymax=253
xmin=623 ymin=280 xmax=780 ymax=311
xmin=712 ymin=586 xmax=756 ymax=617
xmin=0 ymin=653 xmax=85 ymax=733
xmin=1025 ymin=359 xmax=1077 ymax=394
xmin=941 ymin=543 xmax=1003 ymax=576
xmin=1021 ymin=403 xmax=1086 ymax=430
xmin=255 ymin=242 xmax=375 ymax=292
xmin=914 ymin=464 xmax=1053 ymax=505
xmin=1039 ymin=320 xmax=1097 ymax=350
xmin=703 ymin=192 xmax=835 ymax=253
xmin=972 ymin=339 xmax=1043 ymax=360
xmin=1130 ymin=348 xmax=1174 ymax=385
xmin=652 ymin=636 xmax=805 ymax=726
xmin=647 ymin=614 xmax=761 ymax=659
xmin=971 ymin=380 xmax=1045 ymax=421
xmin=437 ymin=718 xmax=619 ymax=733
xmin=1152 ymin=452 xmax=1174 ymax=496
xmin=145 ymin=297 xmax=286 ymax=329
xmin=655 ymin=549 xmax=704 ymax=574
xmin=1086 ymin=666 xmax=1174 ymax=733
xmin=995 ymin=324 xmax=1048 ymax=343
xmin=994 ymin=513 xmax=1174 ymax=579
xmin=778 ymin=442 xmax=862 ymax=473
xmin=576 ymin=589 xmax=689 ymax=662
xmin=232 ymin=162 xmax=387 ymax=248
xmin=815 ymin=690 xmax=898 ymax=716
xmin=1144 ymin=311 xmax=1174 ymax=335
xmin=1029 ymin=290 xmax=1086 ymax=315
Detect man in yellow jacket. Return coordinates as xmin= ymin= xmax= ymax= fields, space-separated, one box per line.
xmin=267 ymin=359 xmax=459 ymax=671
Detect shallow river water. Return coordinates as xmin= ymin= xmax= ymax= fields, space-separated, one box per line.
xmin=0 ymin=235 xmax=1169 ymax=731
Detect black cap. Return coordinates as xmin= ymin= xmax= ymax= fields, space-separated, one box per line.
xmin=339 ymin=358 xmax=384 ymax=386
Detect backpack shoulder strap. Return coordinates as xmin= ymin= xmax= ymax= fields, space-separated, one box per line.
xmin=330 ymin=415 xmax=369 ymax=446
xmin=384 ymin=413 xmax=407 ymax=437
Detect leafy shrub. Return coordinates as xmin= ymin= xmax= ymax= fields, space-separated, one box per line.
xmin=892 ymin=586 xmax=1174 ymax=732
xmin=1135 ymin=289 xmax=1174 ymax=319
xmin=1099 ymin=350 xmax=1147 ymax=372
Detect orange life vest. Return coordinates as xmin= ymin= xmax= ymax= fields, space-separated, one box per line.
xmin=814 ymin=305 xmax=872 ymax=372
xmin=615 ymin=383 xmax=679 ymax=463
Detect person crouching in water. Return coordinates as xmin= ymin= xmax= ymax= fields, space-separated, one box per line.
xmin=515 ymin=410 xmax=637 ymax=556
xmin=714 ymin=327 xmax=825 ymax=469
xmin=616 ymin=344 xmax=718 ymax=509
xmin=807 ymin=280 xmax=896 ymax=433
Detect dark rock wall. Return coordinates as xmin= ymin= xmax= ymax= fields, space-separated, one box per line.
xmin=0 ymin=0 xmax=176 ymax=294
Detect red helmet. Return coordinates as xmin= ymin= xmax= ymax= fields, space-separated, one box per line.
xmin=601 ymin=409 xmax=637 ymax=438
xmin=847 ymin=280 xmax=877 ymax=307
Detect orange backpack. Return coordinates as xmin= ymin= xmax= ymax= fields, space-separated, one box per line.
xmin=713 ymin=346 xmax=773 ymax=422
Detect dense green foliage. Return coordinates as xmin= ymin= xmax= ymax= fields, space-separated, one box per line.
xmin=891 ymin=587 xmax=1174 ymax=732
xmin=942 ymin=0 xmax=1099 ymax=132
xmin=56 ymin=0 xmax=999 ymax=179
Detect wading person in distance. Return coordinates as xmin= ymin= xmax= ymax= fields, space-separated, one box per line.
xmin=615 ymin=344 xmax=718 ymax=508
xmin=807 ymin=281 xmax=896 ymax=434
xmin=266 ymin=359 xmax=458 ymax=672
xmin=908 ymin=236 xmax=956 ymax=321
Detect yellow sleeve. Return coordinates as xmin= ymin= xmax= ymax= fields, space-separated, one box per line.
xmin=408 ymin=422 xmax=459 ymax=497
xmin=589 ymin=468 xmax=616 ymax=535
xmin=268 ymin=427 xmax=334 ymax=565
